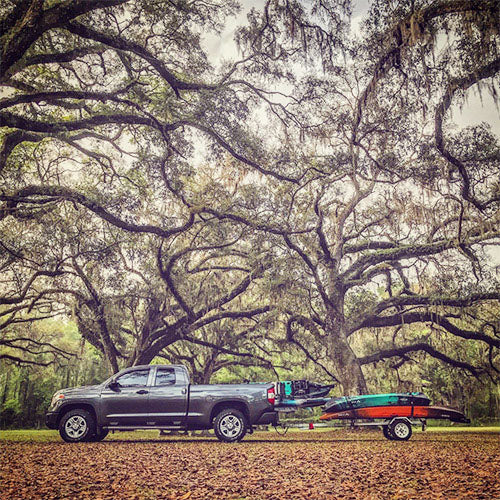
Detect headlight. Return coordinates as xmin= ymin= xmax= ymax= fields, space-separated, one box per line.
xmin=50 ymin=392 xmax=65 ymax=408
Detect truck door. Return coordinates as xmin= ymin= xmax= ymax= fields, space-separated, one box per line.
xmin=100 ymin=367 xmax=151 ymax=426
xmin=147 ymin=366 xmax=188 ymax=426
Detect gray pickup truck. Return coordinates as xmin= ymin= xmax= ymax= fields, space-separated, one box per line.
xmin=46 ymin=364 xmax=278 ymax=443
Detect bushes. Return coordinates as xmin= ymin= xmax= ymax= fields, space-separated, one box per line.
xmin=0 ymin=399 xmax=21 ymax=428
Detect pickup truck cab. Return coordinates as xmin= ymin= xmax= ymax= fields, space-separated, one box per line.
xmin=46 ymin=364 xmax=278 ymax=443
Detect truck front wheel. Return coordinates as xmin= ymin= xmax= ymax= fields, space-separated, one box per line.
xmin=214 ymin=409 xmax=247 ymax=443
xmin=59 ymin=409 xmax=96 ymax=443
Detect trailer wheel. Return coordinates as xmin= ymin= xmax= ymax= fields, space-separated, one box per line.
xmin=389 ymin=419 xmax=412 ymax=441
xmin=214 ymin=408 xmax=247 ymax=443
xmin=382 ymin=425 xmax=395 ymax=440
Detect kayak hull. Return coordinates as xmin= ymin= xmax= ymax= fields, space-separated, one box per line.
xmin=323 ymin=393 xmax=430 ymax=413
xmin=320 ymin=405 xmax=470 ymax=423
xmin=275 ymin=397 xmax=331 ymax=409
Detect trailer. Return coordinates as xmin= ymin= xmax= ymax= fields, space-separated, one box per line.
xmin=271 ymin=380 xmax=470 ymax=441
xmin=319 ymin=410 xmax=469 ymax=441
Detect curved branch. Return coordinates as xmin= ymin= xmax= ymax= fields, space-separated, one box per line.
xmin=0 ymin=0 xmax=129 ymax=78
xmin=352 ymin=310 xmax=500 ymax=348
xmin=353 ymin=0 xmax=496 ymax=144
xmin=204 ymin=207 xmax=313 ymax=236
xmin=0 ymin=270 xmax=64 ymax=305
xmin=15 ymin=47 xmax=104 ymax=73
xmin=286 ymin=316 xmax=339 ymax=382
xmin=1 ymin=185 xmax=195 ymax=238
xmin=1 ymin=337 xmax=75 ymax=359
xmin=0 ymin=354 xmax=53 ymax=366
xmin=435 ymin=57 xmax=500 ymax=210
xmin=157 ymin=243 xmax=193 ymax=317
xmin=197 ymin=262 xmax=268 ymax=318
xmin=189 ymin=306 xmax=270 ymax=331
xmin=184 ymin=121 xmax=299 ymax=183
xmin=181 ymin=334 xmax=274 ymax=368
xmin=0 ymin=90 xmax=154 ymax=115
xmin=157 ymin=235 xmax=244 ymax=318
xmin=65 ymin=21 xmax=214 ymax=98
xmin=0 ymin=109 xmax=164 ymax=133
xmin=373 ymin=292 xmax=500 ymax=316
xmin=343 ymin=229 xmax=500 ymax=284
xmin=358 ymin=342 xmax=480 ymax=376
xmin=283 ymin=234 xmax=333 ymax=308
xmin=0 ymin=130 xmax=44 ymax=174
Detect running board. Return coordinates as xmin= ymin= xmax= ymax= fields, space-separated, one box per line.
xmin=103 ymin=426 xmax=185 ymax=431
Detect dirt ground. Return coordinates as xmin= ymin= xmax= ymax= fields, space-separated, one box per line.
xmin=1 ymin=429 xmax=499 ymax=499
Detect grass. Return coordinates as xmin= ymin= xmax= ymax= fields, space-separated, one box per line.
xmin=1 ymin=425 xmax=499 ymax=442
xmin=424 ymin=425 xmax=500 ymax=433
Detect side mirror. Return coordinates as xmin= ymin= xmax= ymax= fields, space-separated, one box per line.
xmin=108 ymin=380 xmax=120 ymax=391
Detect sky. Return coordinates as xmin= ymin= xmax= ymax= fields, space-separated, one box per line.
xmin=202 ymin=0 xmax=500 ymax=268
xmin=205 ymin=0 xmax=500 ymax=135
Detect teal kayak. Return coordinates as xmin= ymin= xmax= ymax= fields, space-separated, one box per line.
xmin=275 ymin=397 xmax=331 ymax=409
xmin=324 ymin=392 xmax=430 ymax=413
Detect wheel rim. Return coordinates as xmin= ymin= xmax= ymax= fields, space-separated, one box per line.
xmin=393 ymin=422 xmax=410 ymax=439
xmin=219 ymin=415 xmax=242 ymax=438
xmin=65 ymin=415 xmax=87 ymax=439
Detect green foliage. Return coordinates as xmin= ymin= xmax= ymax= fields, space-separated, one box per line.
xmin=0 ymin=317 xmax=108 ymax=429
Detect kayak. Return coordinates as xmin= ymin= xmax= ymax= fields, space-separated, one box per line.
xmin=276 ymin=380 xmax=335 ymax=399
xmin=320 ymin=405 xmax=470 ymax=423
xmin=274 ymin=380 xmax=335 ymax=409
xmin=275 ymin=397 xmax=331 ymax=409
xmin=323 ymin=392 xmax=431 ymax=413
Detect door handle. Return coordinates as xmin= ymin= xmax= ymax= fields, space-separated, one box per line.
xmin=181 ymin=388 xmax=187 ymax=395
xmin=136 ymin=389 xmax=149 ymax=395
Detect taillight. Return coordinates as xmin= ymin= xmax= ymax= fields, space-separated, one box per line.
xmin=267 ymin=386 xmax=275 ymax=405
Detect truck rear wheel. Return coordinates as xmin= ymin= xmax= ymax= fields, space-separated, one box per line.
xmin=86 ymin=428 xmax=109 ymax=442
xmin=214 ymin=409 xmax=247 ymax=443
xmin=59 ymin=409 xmax=96 ymax=443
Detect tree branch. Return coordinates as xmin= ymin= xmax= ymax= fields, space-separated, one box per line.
xmin=1 ymin=185 xmax=195 ymax=238
xmin=435 ymin=57 xmax=500 ymax=210
xmin=358 ymin=342 xmax=480 ymax=376
xmin=352 ymin=310 xmax=500 ymax=348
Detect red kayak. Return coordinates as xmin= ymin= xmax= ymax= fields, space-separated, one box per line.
xmin=320 ymin=405 xmax=469 ymax=423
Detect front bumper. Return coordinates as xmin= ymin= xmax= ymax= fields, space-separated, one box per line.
xmin=45 ymin=411 xmax=59 ymax=429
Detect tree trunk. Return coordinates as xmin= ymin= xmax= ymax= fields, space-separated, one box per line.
xmin=202 ymin=356 xmax=215 ymax=384
xmin=134 ymin=329 xmax=179 ymax=366
xmin=325 ymin=306 xmax=367 ymax=395
xmin=1 ymin=367 xmax=10 ymax=406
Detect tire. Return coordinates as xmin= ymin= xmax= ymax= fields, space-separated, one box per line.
xmin=388 ymin=419 xmax=412 ymax=441
xmin=59 ymin=409 xmax=96 ymax=443
xmin=382 ymin=425 xmax=395 ymax=440
xmin=213 ymin=408 xmax=247 ymax=443
xmin=86 ymin=428 xmax=109 ymax=442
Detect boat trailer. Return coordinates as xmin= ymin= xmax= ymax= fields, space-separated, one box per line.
xmin=270 ymin=380 xmax=470 ymax=441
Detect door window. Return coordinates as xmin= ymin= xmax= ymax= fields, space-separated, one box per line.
xmin=155 ymin=368 xmax=176 ymax=386
xmin=115 ymin=369 xmax=149 ymax=387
